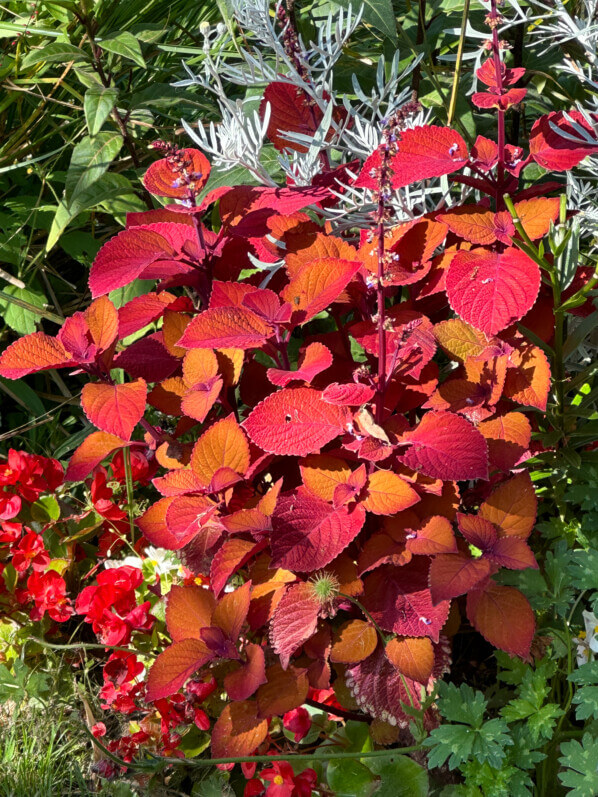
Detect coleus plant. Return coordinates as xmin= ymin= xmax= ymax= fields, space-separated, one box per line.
xmin=1 ymin=0 xmax=596 ymax=766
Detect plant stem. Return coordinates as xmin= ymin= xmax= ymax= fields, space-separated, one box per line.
xmin=375 ymin=206 xmax=386 ymax=424
xmin=122 ymin=446 xmax=136 ymax=544
xmin=490 ymin=0 xmax=506 ymax=210
xmin=448 ymin=0 xmax=470 ymax=126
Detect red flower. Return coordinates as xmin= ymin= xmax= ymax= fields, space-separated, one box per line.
xmin=92 ymin=722 xmax=107 ymax=738
xmin=0 ymin=521 xmax=22 ymax=544
xmin=259 ymin=762 xmax=317 ymax=797
xmin=27 ymin=570 xmax=73 ymax=622
xmin=12 ymin=531 xmax=50 ymax=573
xmin=283 ymin=707 xmax=311 ymax=742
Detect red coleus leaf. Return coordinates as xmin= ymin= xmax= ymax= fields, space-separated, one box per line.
xmin=270 ymin=582 xmax=321 ymax=669
xmin=466 ymin=581 xmax=535 ymax=658
xmin=486 ymin=536 xmax=538 ymax=570
xmin=165 ymin=495 xmax=218 ymax=547
xmin=281 ymin=257 xmax=361 ymax=323
xmin=0 ymin=333 xmax=72 ymax=379
xmin=363 ymin=561 xmax=450 ymax=642
xmin=81 ymin=379 xmax=147 ymax=440
xmin=137 ymin=497 xmax=182 ymax=549
xmin=530 ymin=110 xmax=598 ymax=171
xmin=224 ymin=643 xmax=267 ymax=700
xmin=322 ymin=383 xmax=376 ymax=406
xmin=178 ymin=306 xmax=274 ymax=350
xmin=143 ymin=148 xmax=211 ymax=198
xmin=65 ymin=431 xmax=129 ymax=482
xmin=357 ymin=126 xmax=468 ymax=190
xmin=270 ymin=490 xmax=366 ymax=571
xmin=398 ymin=410 xmax=489 ymax=481
xmin=267 ymin=343 xmax=333 ymax=387
xmin=89 ymin=225 xmax=185 ymax=298
xmin=219 ymin=184 xmax=330 ymax=231
xmin=146 ymin=638 xmax=213 ymax=702
xmin=245 ymin=387 xmax=348 ymax=457
xmin=472 ymin=88 xmax=527 ymax=111
xmin=211 ymin=700 xmax=269 ymax=758
xmin=477 ymin=57 xmax=525 ymax=88
xmin=429 ymin=552 xmax=492 ymax=604
xmin=446 ymin=247 xmax=541 ymax=335
xmin=346 ymin=641 xmax=451 ymax=726
xmin=210 ymin=539 xmax=261 ymax=597
xmin=260 ymin=82 xmax=343 ymax=153
xmin=117 ymin=292 xmax=177 ymax=339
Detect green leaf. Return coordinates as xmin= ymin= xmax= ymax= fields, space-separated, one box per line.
xmin=327 ymin=758 xmax=378 ymax=797
xmin=334 ymin=0 xmax=397 ymax=42
xmin=64 ymin=132 xmax=123 ymax=205
xmin=0 ymin=660 xmax=50 ymax=706
xmin=31 ymin=495 xmax=61 ymax=523
xmin=0 ymin=285 xmax=45 ymax=334
xmin=84 ymin=86 xmax=118 ymax=136
xmin=21 ymin=42 xmax=90 ymax=68
xmin=368 ymin=754 xmax=428 ymax=796
xmin=436 ymin=682 xmax=487 ymax=727
xmin=97 ymin=31 xmax=146 ymax=67
xmin=47 ymin=173 xmax=131 ymax=251
xmin=0 ymin=377 xmax=45 ymax=417
xmin=559 ymin=734 xmax=598 ymax=797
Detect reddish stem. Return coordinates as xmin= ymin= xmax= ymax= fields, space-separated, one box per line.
xmin=490 ymin=0 xmax=506 ymax=210
xmin=375 ymin=209 xmax=386 ymax=424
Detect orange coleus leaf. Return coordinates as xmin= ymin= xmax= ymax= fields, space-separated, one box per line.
xmin=190 ymin=415 xmax=250 ymax=487
xmin=405 ymin=515 xmax=458 ymax=555
xmin=212 ymin=580 xmax=252 ymax=641
xmin=216 ymin=348 xmax=243 ymax=387
xmin=479 ymin=472 xmax=537 ymax=539
xmin=165 ymin=495 xmax=218 ymax=547
xmin=210 ymin=539 xmax=261 ymax=597
xmin=181 ymin=349 xmax=223 ymax=422
xmin=81 ymin=379 xmax=147 ymax=440
xmin=181 ymin=379 xmax=222 ymax=423
xmin=434 ymin=318 xmax=498 ymax=363
xmin=211 ymin=700 xmax=269 ymax=758
xmin=285 ymin=232 xmax=359 ymax=279
xmin=137 ymin=496 xmax=182 ymax=549
xmin=360 ymin=470 xmax=420 ymax=515
xmin=183 ymin=348 xmax=219 ymax=385
xmin=224 ymin=643 xmax=267 ymax=701
xmin=162 ymin=309 xmax=190 ymax=358
xmin=330 ymin=620 xmax=378 ymax=664
xmin=65 ymin=431 xmax=129 ymax=482
xmin=270 ymin=582 xmax=321 ymax=669
xmin=256 ymin=663 xmax=309 ymax=718
xmin=466 ymin=581 xmax=535 ymax=658
xmin=437 ymin=206 xmax=499 ymax=246
xmin=282 ymin=257 xmax=361 ymax=324
xmin=143 ymin=148 xmax=211 ymax=198
xmin=478 ymin=412 xmax=532 ymax=472
xmin=145 ymin=638 xmax=213 ymax=702
xmin=84 ymin=295 xmax=119 ymax=351
xmin=385 ymin=636 xmax=434 ymax=684
xmin=504 ymin=342 xmax=551 ymax=411
xmin=0 ymin=332 xmax=72 ymax=379
xmin=165 ymin=585 xmax=216 ymax=643
xmin=178 ymin=306 xmax=274 ymax=350
xmin=300 ymin=454 xmax=352 ymax=502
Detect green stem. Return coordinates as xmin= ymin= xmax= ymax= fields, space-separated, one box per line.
xmin=448 ymin=0 xmax=470 ymax=126
xmin=338 ymin=593 xmax=389 ymax=644
xmin=123 ymin=446 xmax=136 ymax=544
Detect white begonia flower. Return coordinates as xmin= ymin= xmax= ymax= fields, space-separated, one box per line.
xmin=104 ymin=547 xmax=178 ymax=578
xmin=573 ymin=610 xmax=598 ymax=666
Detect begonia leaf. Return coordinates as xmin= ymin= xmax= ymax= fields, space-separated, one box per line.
xmin=245 ymin=387 xmax=348 ymax=457
xmin=81 ymin=379 xmax=147 ymax=440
